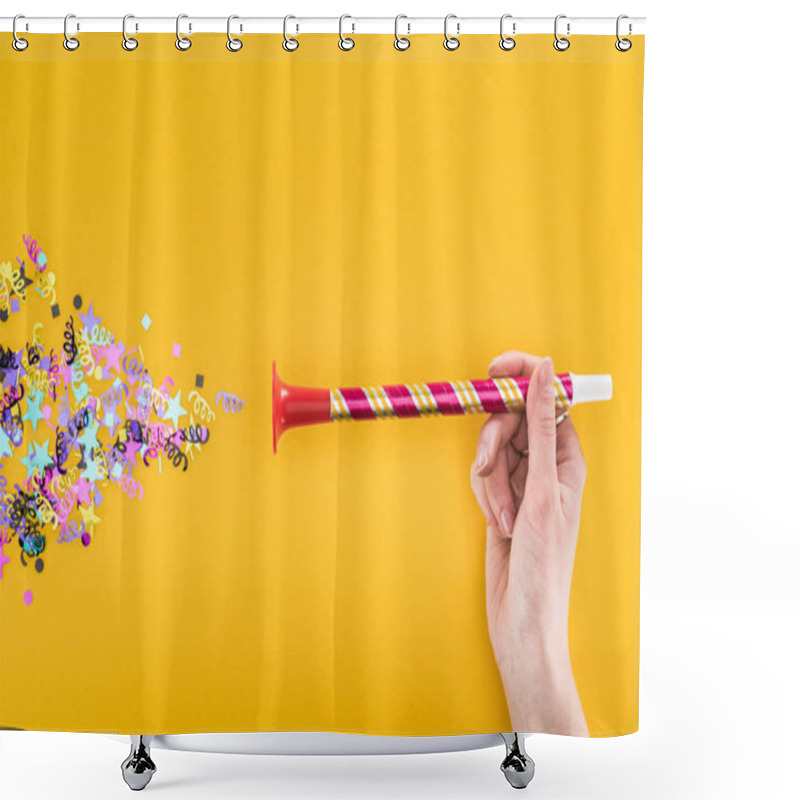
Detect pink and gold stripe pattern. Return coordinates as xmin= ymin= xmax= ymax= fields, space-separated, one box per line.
xmin=330 ymin=375 xmax=574 ymax=422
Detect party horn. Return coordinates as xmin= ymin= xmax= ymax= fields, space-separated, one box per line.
xmin=272 ymin=361 xmax=612 ymax=452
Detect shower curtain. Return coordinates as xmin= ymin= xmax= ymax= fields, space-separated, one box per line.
xmin=0 ymin=31 xmax=644 ymax=737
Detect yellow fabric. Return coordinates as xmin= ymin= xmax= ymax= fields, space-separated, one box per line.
xmin=0 ymin=33 xmax=644 ymax=736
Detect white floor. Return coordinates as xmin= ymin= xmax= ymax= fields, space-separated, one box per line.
xmin=2 ymin=597 xmax=797 ymax=799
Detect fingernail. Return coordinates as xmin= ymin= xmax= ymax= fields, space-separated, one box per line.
xmin=539 ymin=357 xmax=554 ymax=397
xmin=501 ymin=510 xmax=514 ymax=537
xmin=476 ymin=446 xmax=488 ymax=472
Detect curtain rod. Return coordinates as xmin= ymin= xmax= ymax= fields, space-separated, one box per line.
xmin=1 ymin=16 xmax=646 ymax=36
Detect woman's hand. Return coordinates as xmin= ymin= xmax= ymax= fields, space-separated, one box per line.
xmin=470 ymin=351 xmax=589 ymax=736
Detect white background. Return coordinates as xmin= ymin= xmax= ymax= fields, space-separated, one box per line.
xmin=1 ymin=1 xmax=799 ymax=798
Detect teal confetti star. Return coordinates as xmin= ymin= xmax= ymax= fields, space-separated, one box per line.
xmin=81 ymin=455 xmax=104 ymax=484
xmin=72 ymin=380 xmax=89 ymax=405
xmin=78 ymin=420 xmax=101 ymax=453
xmin=20 ymin=441 xmax=39 ymax=481
xmin=162 ymin=389 xmax=188 ymax=428
xmin=22 ymin=388 xmax=45 ymax=434
xmin=30 ymin=438 xmax=52 ymax=474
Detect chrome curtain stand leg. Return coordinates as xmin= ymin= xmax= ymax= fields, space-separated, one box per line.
xmin=121 ymin=735 xmax=157 ymax=791
xmin=500 ymin=732 xmax=535 ymax=789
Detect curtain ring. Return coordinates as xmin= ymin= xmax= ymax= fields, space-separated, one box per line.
xmin=553 ymin=14 xmax=570 ymax=51
xmin=12 ymin=15 xmax=29 ymax=51
xmin=176 ymin=14 xmax=192 ymax=50
xmin=394 ymin=14 xmax=410 ymax=51
xmin=283 ymin=15 xmax=299 ymax=51
xmin=63 ymin=13 xmax=80 ymax=51
xmin=499 ymin=14 xmax=515 ymax=51
xmin=122 ymin=14 xmax=138 ymax=51
xmin=227 ymin=15 xmax=243 ymax=51
xmin=338 ymin=14 xmax=355 ymax=51
xmin=443 ymin=14 xmax=460 ymax=51
xmin=615 ymin=14 xmax=632 ymax=51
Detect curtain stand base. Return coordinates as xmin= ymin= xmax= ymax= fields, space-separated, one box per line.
xmin=121 ymin=735 xmax=156 ymax=791
xmin=119 ymin=731 xmax=535 ymax=790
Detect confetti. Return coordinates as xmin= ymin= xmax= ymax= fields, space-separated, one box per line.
xmin=0 ymin=235 xmax=245 ymax=588
xmin=0 ymin=544 xmax=10 ymax=579
xmin=215 ymin=391 xmax=245 ymax=413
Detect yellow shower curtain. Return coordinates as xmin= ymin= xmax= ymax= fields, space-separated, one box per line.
xmin=0 ymin=32 xmax=643 ymax=737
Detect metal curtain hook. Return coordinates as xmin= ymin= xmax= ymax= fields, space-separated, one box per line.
xmin=12 ymin=14 xmax=29 ymax=51
xmin=553 ymin=14 xmax=570 ymax=51
xmin=63 ymin=13 xmax=80 ymax=51
xmin=339 ymin=14 xmax=355 ymax=51
xmin=283 ymin=15 xmax=299 ymax=51
xmin=394 ymin=14 xmax=410 ymax=51
xmin=616 ymin=14 xmax=632 ymax=51
xmin=176 ymin=14 xmax=192 ymax=50
xmin=122 ymin=14 xmax=138 ymax=51
xmin=499 ymin=14 xmax=516 ymax=50
xmin=443 ymin=14 xmax=460 ymax=51
xmin=227 ymin=15 xmax=243 ymax=51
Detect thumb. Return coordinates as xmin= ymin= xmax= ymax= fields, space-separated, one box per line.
xmin=525 ymin=356 xmax=558 ymax=497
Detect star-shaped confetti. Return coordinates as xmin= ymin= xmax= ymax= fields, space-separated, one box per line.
xmin=73 ymin=478 xmax=92 ymax=507
xmin=79 ymin=503 xmax=102 ymax=534
xmin=78 ymin=302 xmax=102 ymax=332
xmin=122 ymin=438 xmax=141 ymax=467
xmin=100 ymin=341 xmax=125 ymax=374
xmin=30 ymin=438 xmax=52 ymax=474
xmin=1 ymin=236 xmax=238 ymax=589
xmin=72 ymin=380 xmax=89 ymax=404
xmin=22 ymin=389 xmax=45 ymax=434
xmin=14 ymin=265 xmax=34 ymax=294
xmin=81 ymin=456 xmax=104 ymax=484
xmin=56 ymin=359 xmax=73 ymax=387
xmin=162 ymin=389 xmax=188 ymax=428
xmin=78 ymin=420 xmax=101 ymax=453
xmin=20 ymin=441 xmax=40 ymax=481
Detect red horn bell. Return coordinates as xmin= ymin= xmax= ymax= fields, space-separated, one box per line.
xmin=272 ymin=361 xmax=331 ymax=453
